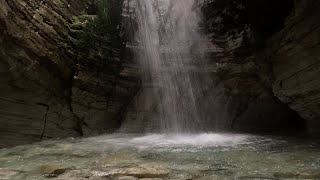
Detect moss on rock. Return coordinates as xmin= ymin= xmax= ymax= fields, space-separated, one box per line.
xmin=60 ymin=0 xmax=124 ymax=75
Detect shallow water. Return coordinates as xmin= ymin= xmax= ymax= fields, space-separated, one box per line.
xmin=0 ymin=133 xmax=320 ymax=179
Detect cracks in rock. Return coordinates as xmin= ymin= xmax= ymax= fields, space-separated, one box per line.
xmin=104 ymin=74 xmax=142 ymax=131
xmin=37 ymin=103 xmax=50 ymax=141
xmin=67 ymin=89 xmax=86 ymax=136
xmin=230 ymin=97 xmax=250 ymax=129
xmin=277 ymin=61 xmax=320 ymax=88
xmin=68 ymin=69 xmax=91 ymax=136
xmin=275 ymin=24 xmax=320 ymax=56
xmin=105 ymin=76 xmax=122 ymax=130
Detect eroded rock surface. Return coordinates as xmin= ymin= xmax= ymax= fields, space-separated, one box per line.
xmin=198 ymin=0 xmax=320 ymax=132
xmin=0 ymin=0 xmax=140 ymax=148
xmin=270 ymin=0 xmax=320 ymax=132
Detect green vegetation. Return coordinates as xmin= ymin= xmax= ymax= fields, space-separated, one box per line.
xmin=59 ymin=0 xmax=124 ymax=75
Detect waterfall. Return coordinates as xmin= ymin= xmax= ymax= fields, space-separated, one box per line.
xmin=122 ymin=0 xmax=214 ymax=133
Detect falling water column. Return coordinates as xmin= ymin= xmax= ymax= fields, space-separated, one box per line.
xmin=124 ymin=0 xmax=210 ymax=133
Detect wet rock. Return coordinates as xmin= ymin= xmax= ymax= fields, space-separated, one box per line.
xmin=274 ymin=172 xmax=320 ymax=179
xmin=40 ymin=164 xmax=68 ymax=177
xmin=91 ymin=170 xmax=111 ymax=177
xmin=95 ymin=164 xmax=170 ymax=179
xmin=53 ymin=169 xmax=93 ymax=180
xmin=237 ymin=176 xmax=275 ymax=179
xmin=116 ymin=176 xmax=139 ymax=180
xmin=55 ymin=143 xmax=73 ymax=150
xmin=195 ymin=175 xmax=230 ymax=180
xmin=120 ymin=164 xmax=170 ymax=178
xmin=0 ymin=168 xmax=20 ymax=179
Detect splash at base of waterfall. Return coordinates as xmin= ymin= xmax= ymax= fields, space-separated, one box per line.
xmin=95 ymin=133 xmax=249 ymax=150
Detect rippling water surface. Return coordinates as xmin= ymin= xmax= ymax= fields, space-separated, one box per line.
xmin=0 ymin=133 xmax=320 ymax=179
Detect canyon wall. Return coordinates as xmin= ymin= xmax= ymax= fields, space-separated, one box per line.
xmin=270 ymin=0 xmax=320 ymax=133
xmin=200 ymin=0 xmax=282 ymax=132
xmin=201 ymin=0 xmax=319 ymax=132
xmin=0 ymin=0 xmax=140 ymax=148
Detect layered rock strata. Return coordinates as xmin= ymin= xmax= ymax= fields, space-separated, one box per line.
xmin=271 ymin=0 xmax=320 ymax=132
xmin=0 ymin=0 xmax=140 ymax=148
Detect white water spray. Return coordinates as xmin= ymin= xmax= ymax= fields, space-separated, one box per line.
xmin=123 ymin=0 xmax=213 ymax=133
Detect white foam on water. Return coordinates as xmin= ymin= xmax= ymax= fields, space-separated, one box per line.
xmin=131 ymin=133 xmax=248 ymax=146
xmin=94 ymin=133 xmax=250 ymax=151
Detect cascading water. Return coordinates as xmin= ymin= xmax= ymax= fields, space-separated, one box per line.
xmin=123 ymin=0 xmax=213 ymax=133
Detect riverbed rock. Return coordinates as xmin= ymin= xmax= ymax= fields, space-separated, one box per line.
xmin=96 ymin=164 xmax=170 ymax=179
xmin=40 ymin=164 xmax=68 ymax=177
xmin=274 ymin=172 xmax=320 ymax=179
xmin=54 ymin=169 xmax=93 ymax=180
xmin=117 ymin=176 xmax=139 ymax=180
xmin=0 ymin=168 xmax=20 ymax=179
xmin=121 ymin=164 xmax=170 ymax=179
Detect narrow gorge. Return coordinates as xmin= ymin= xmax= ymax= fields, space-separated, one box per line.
xmin=0 ymin=0 xmax=319 ymax=179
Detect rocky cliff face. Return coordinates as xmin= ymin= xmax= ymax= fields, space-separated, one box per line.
xmin=201 ymin=0 xmax=320 ymax=133
xmin=0 ymin=0 xmax=140 ymax=148
xmin=271 ymin=0 xmax=320 ymax=133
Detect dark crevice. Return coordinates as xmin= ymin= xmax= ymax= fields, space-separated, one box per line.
xmin=37 ymin=103 xmax=50 ymax=141
xmin=201 ymin=0 xmax=295 ymax=48
xmin=245 ymin=0 xmax=294 ymax=38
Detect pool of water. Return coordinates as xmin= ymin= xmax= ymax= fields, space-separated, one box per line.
xmin=0 ymin=133 xmax=319 ymax=179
